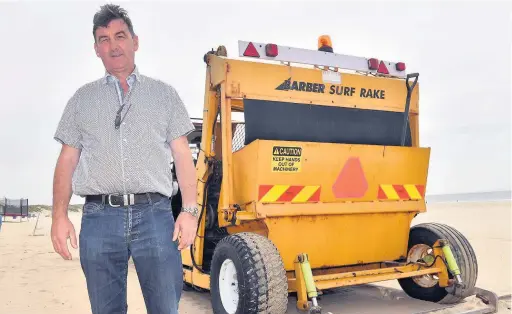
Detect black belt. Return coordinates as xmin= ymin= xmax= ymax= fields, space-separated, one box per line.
xmin=85 ymin=192 xmax=166 ymax=207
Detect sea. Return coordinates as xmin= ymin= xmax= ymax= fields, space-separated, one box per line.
xmin=425 ymin=191 xmax=512 ymax=203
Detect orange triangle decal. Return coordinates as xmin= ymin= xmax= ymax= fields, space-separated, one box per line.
xmin=332 ymin=157 xmax=368 ymax=198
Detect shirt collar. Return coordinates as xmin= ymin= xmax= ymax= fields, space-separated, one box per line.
xmin=103 ymin=65 xmax=140 ymax=85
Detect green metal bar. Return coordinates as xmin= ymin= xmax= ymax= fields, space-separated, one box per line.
xmin=298 ymin=253 xmax=318 ymax=299
xmin=440 ymin=240 xmax=463 ymax=284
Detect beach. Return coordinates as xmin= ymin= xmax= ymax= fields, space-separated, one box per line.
xmin=0 ymin=200 xmax=510 ymax=314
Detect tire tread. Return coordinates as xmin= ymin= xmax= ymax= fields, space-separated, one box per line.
xmin=211 ymin=232 xmax=288 ymax=314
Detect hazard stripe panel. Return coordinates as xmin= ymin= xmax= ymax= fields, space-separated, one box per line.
xmin=258 ymin=185 xmax=321 ymax=203
xmin=377 ymin=184 xmax=425 ymax=200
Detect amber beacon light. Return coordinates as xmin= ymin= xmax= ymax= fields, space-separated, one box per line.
xmin=318 ymin=35 xmax=333 ymax=52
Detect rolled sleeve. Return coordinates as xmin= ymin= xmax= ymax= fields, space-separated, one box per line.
xmin=54 ymin=92 xmax=82 ymax=149
xmin=166 ymin=86 xmax=194 ymax=143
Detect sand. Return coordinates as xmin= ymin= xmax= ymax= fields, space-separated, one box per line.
xmin=0 ymin=201 xmax=510 ymax=314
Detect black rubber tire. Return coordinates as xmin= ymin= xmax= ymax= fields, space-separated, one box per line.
xmin=398 ymin=223 xmax=478 ymax=304
xmin=210 ymin=232 xmax=288 ymax=314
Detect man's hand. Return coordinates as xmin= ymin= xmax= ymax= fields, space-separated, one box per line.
xmin=172 ymin=212 xmax=198 ymax=250
xmin=51 ymin=216 xmax=78 ymax=260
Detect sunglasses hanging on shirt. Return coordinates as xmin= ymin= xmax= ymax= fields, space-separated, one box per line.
xmin=114 ymin=80 xmax=136 ymax=130
xmin=115 ymin=102 xmax=133 ymax=129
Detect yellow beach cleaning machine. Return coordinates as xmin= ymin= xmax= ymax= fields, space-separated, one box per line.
xmin=168 ymin=36 xmax=500 ymax=313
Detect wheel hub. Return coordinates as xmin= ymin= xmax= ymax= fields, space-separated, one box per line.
xmin=408 ymin=244 xmax=439 ymax=288
xmin=219 ymin=259 xmax=239 ymax=314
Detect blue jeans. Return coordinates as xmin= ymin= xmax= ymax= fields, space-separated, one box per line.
xmin=79 ymin=195 xmax=183 ymax=314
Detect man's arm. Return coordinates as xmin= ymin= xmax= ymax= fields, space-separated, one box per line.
xmin=51 ymin=89 xmax=82 ymax=260
xmin=170 ymin=135 xmax=198 ymax=250
xmin=170 ymin=135 xmax=197 ymax=208
xmin=165 ymin=84 xmax=197 ymax=249
xmin=51 ymin=144 xmax=81 ymax=260
xmin=53 ymin=144 xmax=81 ymax=219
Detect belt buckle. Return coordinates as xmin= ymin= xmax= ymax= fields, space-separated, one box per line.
xmin=108 ymin=193 xmax=135 ymax=207
xmin=124 ymin=194 xmax=135 ymax=206
xmin=108 ymin=194 xmax=121 ymax=207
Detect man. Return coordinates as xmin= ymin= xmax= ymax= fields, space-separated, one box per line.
xmin=50 ymin=4 xmax=198 ymax=314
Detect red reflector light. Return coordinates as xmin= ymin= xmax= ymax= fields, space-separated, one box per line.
xmin=265 ymin=43 xmax=278 ymax=57
xmin=377 ymin=61 xmax=389 ymax=75
xmin=243 ymin=42 xmax=260 ymax=57
xmin=396 ymin=62 xmax=406 ymax=71
xmin=368 ymin=58 xmax=379 ymax=70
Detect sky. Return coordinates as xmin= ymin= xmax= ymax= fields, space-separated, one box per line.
xmin=0 ymin=0 xmax=510 ymax=205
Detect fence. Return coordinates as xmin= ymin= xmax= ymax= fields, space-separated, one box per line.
xmin=0 ymin=197 xmax=29 ymax=219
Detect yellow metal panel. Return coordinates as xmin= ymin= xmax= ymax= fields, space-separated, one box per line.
xmin=232 ymin=140 xmax=260 ymax=206
xmin=231 ymin=140 xmax=430 ymax=205
xmin=230 ymin=139 xmax=428 ymax=270
xmin=223 ymin=59 xmax=419 ymax=114
xmin=266 ymin=212 xmax=416 ymax=270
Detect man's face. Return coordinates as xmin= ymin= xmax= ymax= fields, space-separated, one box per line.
xmin=94 ymin=19 xmax=139 ymax=74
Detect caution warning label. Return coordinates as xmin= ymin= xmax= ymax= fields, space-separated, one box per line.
xmin=272 ymin=146 xmax=302 ymax=172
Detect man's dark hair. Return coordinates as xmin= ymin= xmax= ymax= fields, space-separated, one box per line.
xmin=93 ymin=4 xmax=135 ymax=40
